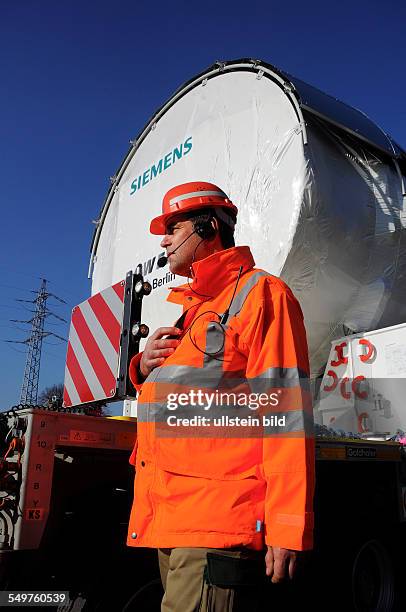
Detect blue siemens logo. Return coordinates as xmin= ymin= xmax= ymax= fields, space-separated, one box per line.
xmin=130 ymin=136 xmax=193 ymax=195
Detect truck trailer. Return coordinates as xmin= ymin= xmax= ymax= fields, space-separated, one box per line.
xmin=1 ymin=58 xmax=406 ymax=611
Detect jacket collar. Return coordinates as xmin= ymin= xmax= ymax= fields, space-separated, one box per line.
xmin=167 ymin=246 xmax=255 ymax=306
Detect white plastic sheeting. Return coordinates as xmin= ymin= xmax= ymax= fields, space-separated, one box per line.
xmin=91 ymin=63 xmax=406 ymax=378
xmin=282 ymin=116 xmax=406 ymax=375
xmin=316 ymin=323 xmax=406 ymax=436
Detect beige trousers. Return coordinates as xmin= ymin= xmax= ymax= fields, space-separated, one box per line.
xmin=158 ymin=547 xmax=265 ymax=612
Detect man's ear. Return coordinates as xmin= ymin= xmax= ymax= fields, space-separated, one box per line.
xmin=210 ymin=215 xmax=225 ymax=246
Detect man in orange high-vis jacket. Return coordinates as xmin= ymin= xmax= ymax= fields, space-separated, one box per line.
xmin=127 ymin=182 xmax=315 ymax=611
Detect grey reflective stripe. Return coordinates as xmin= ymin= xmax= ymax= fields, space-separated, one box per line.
xmin=154 ymin=364 xmax=199 ymax=380
xmin=155 ymin=364 xmax=207 ymax=384
xmin=248 ymin=367 xmax=310 ymax=393
xmin=225 ymin=270 xmax=271 ymax=319
xmin=254 ymin=367 xmax=308 ymax=380
xmin=143 ymin=364 xmax=164 ymax=424
xmin=169 ymin=190 xmax=227 ymax=206
xmin=204 ymin=321 xmax=227 ymax=378
xmin=154 ymin=365 xmax=308 ymax=390
xmin=155 ymin=361 xmax=225 ymax=387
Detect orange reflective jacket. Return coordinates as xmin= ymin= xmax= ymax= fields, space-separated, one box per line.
xmin=127 ymin=246 xmax=315 ymax=551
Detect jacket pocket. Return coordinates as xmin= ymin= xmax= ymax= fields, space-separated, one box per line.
xmin=155 ymin=437 xmax=263 ymax=480
xmin=155 ymin=466 xmax=265 ymax=537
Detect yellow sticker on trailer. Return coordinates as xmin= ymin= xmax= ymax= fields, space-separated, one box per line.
xmin=318 ymin=447 xmax=346 ymax=460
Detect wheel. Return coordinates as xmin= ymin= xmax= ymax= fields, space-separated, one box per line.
xmin=352 ymin=539 xmax=395 ymax=611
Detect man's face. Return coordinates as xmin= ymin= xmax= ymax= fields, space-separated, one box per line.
xmin=160 ymin=216 xmax=209 ymax=277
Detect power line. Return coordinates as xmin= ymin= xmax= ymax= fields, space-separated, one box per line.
xmin=0 ymin=267 xmax=48 ymax=282
xmin=0 ymin=284 xmax=35 ymax=293
xmin=0 ymin=273 xmax=74 ymax=305
xmin=9 ymin=325 xmax=32 ymax=334
xmin=4 ymin=278 xmax=68 ymax=404
xmin=7 ymin=345 xmax=26 ymax=356
xmin=0 ymin=304 xmax=37 ymax=311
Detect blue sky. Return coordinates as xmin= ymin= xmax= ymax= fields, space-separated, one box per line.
xmin=1 ymin=0 xmax=405 ymax=412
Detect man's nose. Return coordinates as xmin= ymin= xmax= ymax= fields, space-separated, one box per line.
xmin=160 ymin=234 xmax=171 ymax=248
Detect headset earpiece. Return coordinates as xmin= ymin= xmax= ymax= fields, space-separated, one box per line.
xmin=195 ymin=219 xmax=216 ymax=240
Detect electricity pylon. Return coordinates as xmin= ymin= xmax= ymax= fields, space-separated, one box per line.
xmin=6 ymin=278 xmax=67 ymax=405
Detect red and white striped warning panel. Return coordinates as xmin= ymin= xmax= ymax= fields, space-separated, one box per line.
xmin=63 ymin=280 xmax=125 ymax=407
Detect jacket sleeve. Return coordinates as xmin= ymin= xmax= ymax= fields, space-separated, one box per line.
xmin=128 ymin=352 xmax=144 ymax=467
xmin=241 ymin=280 xmax=315 ymax=551
xmin=128 ymin=352 xmax=145 ymax=393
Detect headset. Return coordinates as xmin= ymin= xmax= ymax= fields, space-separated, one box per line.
xmin=194 ymin=218 xmax=217 ymax=240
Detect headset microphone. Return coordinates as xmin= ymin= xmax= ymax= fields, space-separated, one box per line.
xmin=157 ymin=254 xmax=169 ymax=268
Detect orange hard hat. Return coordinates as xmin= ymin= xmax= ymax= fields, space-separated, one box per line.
xmin=150 ymin=181 xmax=238 ymax=235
